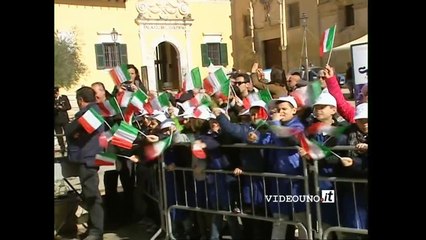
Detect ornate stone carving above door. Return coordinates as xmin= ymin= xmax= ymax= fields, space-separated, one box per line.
xmin=136 ymin=0 xmax=190 ymax=20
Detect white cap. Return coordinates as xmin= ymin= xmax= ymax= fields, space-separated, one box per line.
xmin=239 ymin=100 xmax=268 ymax=116
xmin=269 ymin=96 xmax=298 ymax=108
xmin=313 ymin=93 xmax=336 ymax=107
xmin=354 ymin=103 xmax=368 ymax=120
xmin=152 ymin=113 xmax=168 ymax=123
xmin=160 ymin=119 xmax=175 ymax=129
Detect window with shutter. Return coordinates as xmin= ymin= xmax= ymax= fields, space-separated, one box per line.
xmin=95 ymin=44 xmax=106 ymax=69
xmin=94 ymin=42 xmax=128 ymax=69
xmin=119 ymin=44 xmax=128 ymax=65
xmin=220 ymin=43 xmax=228 ymax=66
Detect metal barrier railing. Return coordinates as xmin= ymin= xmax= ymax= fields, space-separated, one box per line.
xmin=54 ymin=136 xmax=367 ymax=240
xmin=156 ymin=144 xmax=367 ymax=240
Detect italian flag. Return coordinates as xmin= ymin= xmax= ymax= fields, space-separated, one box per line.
xmin=117 ymin=90 xmax=134 ymax=108
xmin=320 ymin=25 xmax=336 ymax=57
xmin=269 ymin=125 xmax=302 ymax=138
xmin=99 ymin=124 xmax=119 ymax=148
xmin=185 ymin=67 xmax=203 ymax=91
xmin=130 ymin=89 xmax=149 ymax=110
xmin=145 ymin=136 xmax=172 ymax=161
xmin=150 ymin=92 xmax=170 ymax=111
xmin=123 ymin=89 xmax=150 ymax=123
xmin=203 ymin=73 xmax=221 ymax=96
xmin=109 ymin=64 xmax=131 ymax=86
xmin=214 ymin=68 xmax=230 ymax=98
xmin=291 ymin=80 xmax=322 ymax=107
xmin=297 ymin=133 xmax=330 ymax=160
xmin=95 ymin=152 xmax=117 ymax=166
xmin=111 ymin=122 xmax=139 ymax=149
xmin=192 ymin=142 xmax=206 ymax=159
xmin=78 ymin=107 xmax=104 ymax=134
xmin=97 ymin=97 xmax=121 ymax=117
xmin=242 ymin=93 xmax=261 ymax=109
xmin=242 ymin=89 xmax=272 ymax=109
xmin=307 ymin=122 xmax=349 ymax=136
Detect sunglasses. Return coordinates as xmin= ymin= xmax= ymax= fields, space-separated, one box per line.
xmin=235 ymin=81 xmax=249 ymax=86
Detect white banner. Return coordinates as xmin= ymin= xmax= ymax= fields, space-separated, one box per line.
xmin=351 ymin=43 xmax=368 ymax=85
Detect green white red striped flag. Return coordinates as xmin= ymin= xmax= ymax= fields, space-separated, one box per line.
xmin=306 ymin=122 xmax=349 ymax=137
xmin=131 ymin=89 xmax=149 ymax=108
xmin=97 ymin=97 xmax=120 ymax=117
xmin=269 ymin=125 xmax=302 ymax=138
xmin=203 ymin=74 xmax=221 ymax=96
xmin=109 ymin=64 xmax=131 ymax=86
xmin=95 ymin=152 xmax=117 ymax=166
xmin=123 ymin=89 xmax=149 ymax=123
xmin=78 ymin=107 xmax=105 ymax=134
xmin=214 ymin=68 xmax=230 ymax=98
xmin=150 ymin=93 xmax=170 ymax=111
xmin=242 ymin=93 xmax=261 ymax=109
xmin=99 ymin=123 xmax=119 ymax=148
xmin=291 ymin=80 xmax=322 ymax=107
xmin=297 ymin=133 xmax=331 ymax=160
xmin=111 ymin=122 xmax=139 ymax=149
xmin=117 ymin=90 xmax=134 ymax=108
xmin=145 ymin=136 xmax=172 ymax=161
xmin=185 ymin=67 xmax=202 ymax=91
xmin=320 ymin=25 xmax=336 ymax=57
xmin=258 ymin=88 xmax=273 ymax=104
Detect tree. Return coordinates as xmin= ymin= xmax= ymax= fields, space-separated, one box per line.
xmin=54 ymin=30 xmax=87 ymax=89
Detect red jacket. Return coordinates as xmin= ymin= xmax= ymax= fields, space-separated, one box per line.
xmin=325 ymin=75 xmax=355 ymax=123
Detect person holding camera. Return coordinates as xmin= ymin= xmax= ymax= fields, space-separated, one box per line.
xmin=54 ymin=86 xmax=71 ymax=156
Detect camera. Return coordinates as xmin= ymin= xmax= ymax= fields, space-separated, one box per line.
xmin=122 ymin=82 xmax=133 ymax=91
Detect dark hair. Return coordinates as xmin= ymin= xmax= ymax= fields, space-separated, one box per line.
xmin=290 ymin=72 xmax=301 ymax=77
xmin=76 ymin=86 xmax=96 ymax=103
xmin=235 ymin=73 xmax=250 ymax=82
xmin=91 ymin=82 xmax=113 ymax=98
xmin=270 ymin=65 xmax=285 ymax=85
xmin=54 ymin=86 xmax=59 ymax=94
xmin=127 ymin=64 xmax=141 ymax=81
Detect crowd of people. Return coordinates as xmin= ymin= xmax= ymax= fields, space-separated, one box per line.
xmin=56 ymin=62 xmax=368 ymax=240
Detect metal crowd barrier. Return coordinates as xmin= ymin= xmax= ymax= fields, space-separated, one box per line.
xmin=154 ymin=143 xmax=367 ymax=240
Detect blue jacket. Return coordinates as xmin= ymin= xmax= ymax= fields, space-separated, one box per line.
xmin=65 ymin=103 xmax=104 ymax=167
xmin=266 ymin=117 xmax=306 ymax=214
xmin=197 ymin=132 xmax=234 ymax=210
xmin=216 ymin=114 xmax=267 ymax=205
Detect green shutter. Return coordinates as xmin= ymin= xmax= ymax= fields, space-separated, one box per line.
xmin=119 ymin=44 xmax=128 ymax=65
xmin=201 ymin=44 xmax=209 ymax=67
xmin=95 ymin=44 xmax=106 ymax=70
xmin=220 ymin=43 xmax=228 ymax=66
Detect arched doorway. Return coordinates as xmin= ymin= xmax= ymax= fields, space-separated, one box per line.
xmin=154 ymin=42 xmax=180 ymax=91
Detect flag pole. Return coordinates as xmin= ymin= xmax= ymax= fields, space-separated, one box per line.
xmin=326 ymin=48 xmax=334 ymax=65
xmin=225 ymin=83 xmax=231 ymax=112
xmin=326 ymin=24 xmax=337 ymax=65
xmin=103 ymin=119 xmax=112 ymax=129
xmin=113 ymin=97 xmax=126 ymax=122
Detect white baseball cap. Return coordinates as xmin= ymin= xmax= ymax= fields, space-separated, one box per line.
xmin=354 ymin=103 xmax=368 ymax=120
xmin=313 ymin=93 xmax=336 ymax=107
xmin=269 ymin=96 xmax=298 ymax=108
xmin=160 ymin=119 xmax=175 ymax=129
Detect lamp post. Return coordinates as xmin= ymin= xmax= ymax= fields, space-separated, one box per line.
xmin=111 ymin=28 xmax=119 ymax=66
xmin=300 ymin=13 xmax=309 ymax=81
